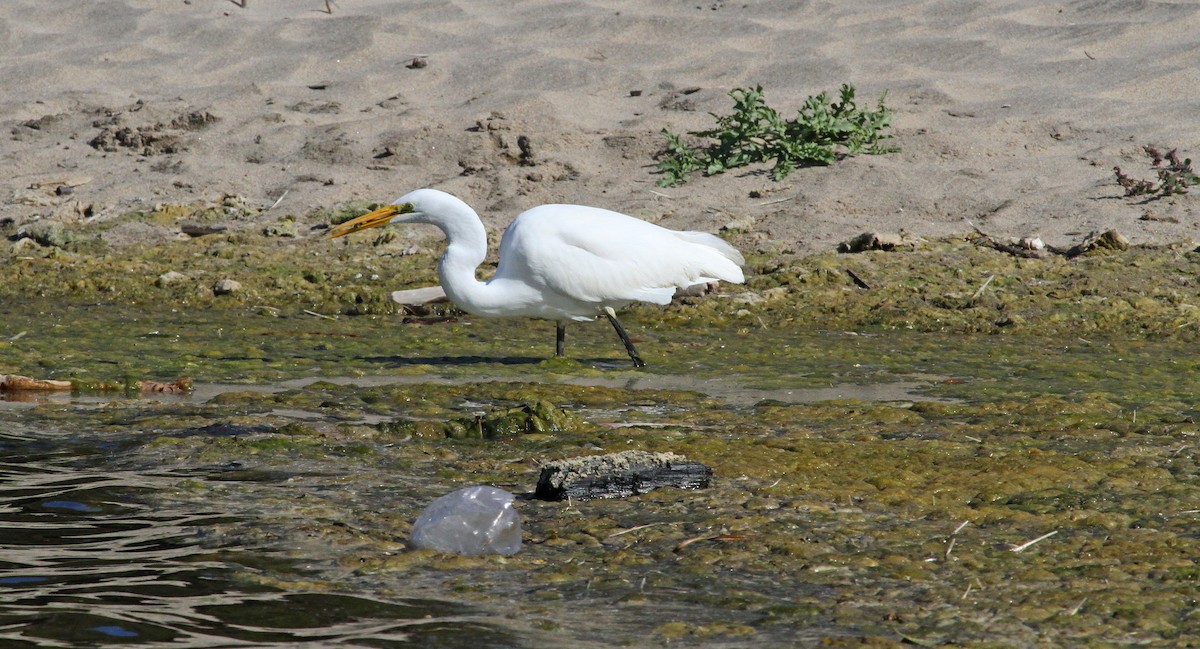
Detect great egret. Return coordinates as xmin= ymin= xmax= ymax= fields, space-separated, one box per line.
xmin=328 ymin=189 xmax=745 ymax=367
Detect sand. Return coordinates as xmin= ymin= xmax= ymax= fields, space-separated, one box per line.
xmin=2 ymin=0 xmax=1198 ymax=254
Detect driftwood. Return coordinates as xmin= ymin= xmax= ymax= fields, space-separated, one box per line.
xmin=970 ymin=221 xmax=1130 ymax=259
xmin=974 ymin=234 xmax=1051 ymax=258
xmin=181 ymin=223 xmax=229 ymax=237
xmin=535 ymin=450 xmax=713 ymax=501
xmin=0 ymin=374 xmax=192 ymax=394
xmin=0 ymin=374 xmax=72 ymax=392
xmin=966 ymin=220 xmax=1050 ymax=258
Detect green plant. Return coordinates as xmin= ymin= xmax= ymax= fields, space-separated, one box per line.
xmin=1115 ymin=145 xmax=1199 ymax=197
xmin=656 ymin=84 xmax=897 ymax=186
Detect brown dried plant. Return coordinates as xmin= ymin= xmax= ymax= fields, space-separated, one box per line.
xmin=1114 ymin=145 xmax=1199 ymax=197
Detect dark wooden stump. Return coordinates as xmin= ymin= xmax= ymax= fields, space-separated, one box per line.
xmin=535 ymin=451 xmax=713 ymax=501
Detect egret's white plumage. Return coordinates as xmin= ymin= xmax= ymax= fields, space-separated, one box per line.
xmin=328 ymin=188 xmax=745 ymax=367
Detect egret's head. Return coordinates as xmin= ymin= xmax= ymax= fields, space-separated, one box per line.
xmin=327 ymin=201 xmax=417 ymax=239
xmin=327 ymin=189 xmax=476 ymax=240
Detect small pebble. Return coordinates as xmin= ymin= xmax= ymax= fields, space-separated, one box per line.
xmin=156 ymin=271 xmax=188 ymax=287
xmin=213 ymin=279 xmax=241 ymax=296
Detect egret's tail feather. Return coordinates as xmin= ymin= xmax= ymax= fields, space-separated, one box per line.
xmin=672 ymin=231 xmax=745 ymax=284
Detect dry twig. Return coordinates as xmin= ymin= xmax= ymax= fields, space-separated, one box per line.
xmin=606 ymin=522 xmax=668 ymax=538
xmin=1010 ymin=530 xmax=1058 ymax=553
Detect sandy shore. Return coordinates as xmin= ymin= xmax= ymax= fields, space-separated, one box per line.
xmin=2 ymin=0 xmax=1198 ymax=253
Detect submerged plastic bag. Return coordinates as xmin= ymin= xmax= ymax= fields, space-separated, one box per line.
xmin=410 ymin=486 xmax=522 ymax=556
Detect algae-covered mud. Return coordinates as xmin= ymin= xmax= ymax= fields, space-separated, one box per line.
xmin=3 ymin=215 xmax=1200 ymax=646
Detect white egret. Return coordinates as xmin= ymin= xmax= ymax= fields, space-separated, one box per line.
xmin=328 ymin=189 xmax=745 ymax=367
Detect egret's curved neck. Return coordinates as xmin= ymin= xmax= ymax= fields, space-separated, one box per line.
xmin=434 ymin=212 xmax=510 ymax=315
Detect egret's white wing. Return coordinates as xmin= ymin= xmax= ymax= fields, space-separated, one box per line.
xmin=495 ymin=205 xmax=743 ymax=306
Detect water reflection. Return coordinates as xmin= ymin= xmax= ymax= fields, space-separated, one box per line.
xmin=0 ymin=427 xmax=518 ymax=647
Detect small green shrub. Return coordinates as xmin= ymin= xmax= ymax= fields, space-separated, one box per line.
xmin=656 ymin=84 xmax=898 ymax=186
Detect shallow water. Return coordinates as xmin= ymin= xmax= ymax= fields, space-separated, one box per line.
xmin=0 ymin=424 xmax=519 ymax=648
xmin=0 ymin=345 xmax=946 ymax=647
xmin=5 ymin=303 xmax=1200 ymax=645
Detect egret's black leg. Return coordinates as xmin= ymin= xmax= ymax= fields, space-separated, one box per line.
xmin=555 ymin=321 xmax=566 ymax=357
xmin=603 ymin=307 xmax=646 ymax=368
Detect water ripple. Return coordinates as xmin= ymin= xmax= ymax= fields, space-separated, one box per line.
xmin=0 ymin=429 xmax=517 ymax=648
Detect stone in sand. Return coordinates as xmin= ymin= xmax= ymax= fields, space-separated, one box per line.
xmin=836 ymin=231 xmax=919 ymax=253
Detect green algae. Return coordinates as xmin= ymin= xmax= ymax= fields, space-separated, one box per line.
xmin=9 ymin=369 xmax=1195 ymax=646
xmin=4 ymin=210 xmax=1200 ymax=361
xmin=380 ymin=400 xmax=584 ymax=440
xmin=6 ymin=214 xmax=1200 ymax=645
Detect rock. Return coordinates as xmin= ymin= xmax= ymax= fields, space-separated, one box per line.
xmin=391 ymin=286 xmax=448 ymax=305
xmin=837 ymin=231 xmax=919 ymax=253
xmin=1066 ymin=229 xmax=1129 ymax=257
xmin=212 ymin=279 xmax=241 ymax=296
xmin=219 ymin=194 xmax=255 ymax=217
xmin=18 ymin=221 xmax=72 ymax=248
xmin=156 ymin=271 xmax=188 ymax=287
xmin=170 ymin=110 xmax=217 ymax=131
xmin=731 ymin=291 xmax=765 ymax=304
xmin=535 ymin=450 xmax=713 ymax=501
xmin=1017 ymin=236 xmax=1046 ymax=251
xmin=12 ymin=188 xmax=55 ymax=207
xmin=440 ymin=401 xmax=579 ymax=439
xmin=761 ymin=286 xmax=790 ymax=301
xmin=11 ymin=238 xmax=40 ymax=254
xmin=263 ymin=218 xmax=297 ymax=238
xmin=721 ymin=216 xmax=756 ymax=232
